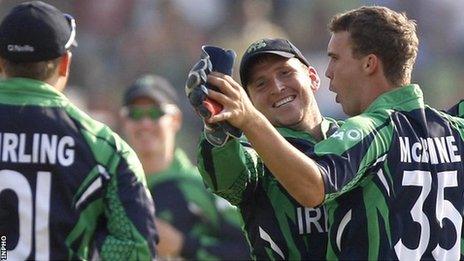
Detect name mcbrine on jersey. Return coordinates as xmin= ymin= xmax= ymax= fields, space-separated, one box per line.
xmin=0 ymin=132 xmax=75 ymax=166
xmin=399 ymin=135 xmax=461 ymax=164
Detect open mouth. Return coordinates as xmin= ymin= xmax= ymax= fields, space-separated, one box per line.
xmin=273 ymin=95 xmax=296 ymax=108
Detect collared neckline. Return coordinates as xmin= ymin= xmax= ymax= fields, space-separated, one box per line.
xmin=364 ymin=84 xmax=424 ymax=113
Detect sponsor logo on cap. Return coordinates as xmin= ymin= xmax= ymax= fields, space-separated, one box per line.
xmin=7 ymin=44 xmax=34 ymax=52
xmin=246 ymin=40 xmax=267 ymax=54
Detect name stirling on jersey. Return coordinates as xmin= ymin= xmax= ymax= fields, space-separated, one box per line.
xmin=399 ymin=135 xmax=461 ymax=164
xmin=0 ymin=132 xmax=75 ymax=166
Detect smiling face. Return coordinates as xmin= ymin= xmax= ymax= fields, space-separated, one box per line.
xmin=325 ymin=31 xmax=367 ymax=116
xmin=122 ymin=97 xmax=180 ymax=160
xmin=246 ymin=55 xmax=320 ymax=130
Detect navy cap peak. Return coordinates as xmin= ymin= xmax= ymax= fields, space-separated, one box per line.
xmin=239 ymin=38 xmax=309 ymax=87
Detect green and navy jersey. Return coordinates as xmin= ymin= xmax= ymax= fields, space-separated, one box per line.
xmin=146 ymin=149 xmax=250 ymax=260
xmin=312 ymin=84 xmax=464 ymax=260
xmin=198 ymin=118 xmax=340 ymax=260
xmin=0 ymin=78 xmax=158 ymax=260
xmin=448 ymin=99 xmax=464 ymax=117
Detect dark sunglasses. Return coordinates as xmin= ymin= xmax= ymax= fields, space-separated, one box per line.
xmin=122 ymin=106 xmax=167 ymax=121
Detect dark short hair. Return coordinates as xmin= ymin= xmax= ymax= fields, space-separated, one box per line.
xmin=328 ymin=6 xmax=418 ymax=86
xmin=245 ymin=53 xmax=308 ymax=88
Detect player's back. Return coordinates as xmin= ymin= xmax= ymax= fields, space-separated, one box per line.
xmin=318 ymin=85 xmax=464 ymax=260
xmin=386 ymin=104 xmax=464 ymax=260
xmin=0 ymin=78 xmax=156 ymax=260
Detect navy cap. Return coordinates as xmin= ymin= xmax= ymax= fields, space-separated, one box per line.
xmin=123 ymin=74 xmax=179 ymax=106
xmin=0 ymin=1 xmax=77 ymax=63
xmin=239 ymin=38 xmax=309 ymax=87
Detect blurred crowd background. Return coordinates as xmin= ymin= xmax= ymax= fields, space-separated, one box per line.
xmin=1 ymin=0 xmax=463 ymax=159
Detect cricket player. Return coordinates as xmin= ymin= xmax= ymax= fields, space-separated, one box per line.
xmin=202 ymin=6 xmax=464 ymax=260
xmin=188 ymin=38 xmax=340 ymax=259
xmin=0 ymin=2 xmax=157 ymax=259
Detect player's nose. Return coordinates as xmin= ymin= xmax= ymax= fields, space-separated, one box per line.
xmin=270 ymin=77 xmax=286 ymax=94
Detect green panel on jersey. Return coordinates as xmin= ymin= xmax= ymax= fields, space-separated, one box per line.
xmin=357 ymin=122 xmax=393 ymax=173
xmin=315 ymin=114 xmax=376 ymax=156
xmin=277 ymin=127 xmax=318 ymax=143
xmin=459 ymin=102 xmax=464 ymax=118
xmin=264 ymin=247 xmax=277 ymax=261
xmin=265 ymin=183 xmax=301 ymax=260
xmin=362 ymin=181 xmax=391 ymax=260
xmin=72 ymin=165 xmax=104 ymax=205
xmin=66 ymin=199 xmax=103 ymax=259
xmin=198 ymin=137 xmax=260 ymax=206
xmin=323 ymin=118 xmax=393 ymax=203
xmin=0 ymin=78 xmax=69 ymax=107
xmin=365 ymin=84 xmax=425 ymax=113
xmin=100 ymin=176 xmax=151 ymax=260
xmin=382 ymin=159 xmax=395 ymax=195
xmin=212 ymin=139 xmax=250 ymax=190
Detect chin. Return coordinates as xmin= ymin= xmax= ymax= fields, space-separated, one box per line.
xmin=276 ymin=117 xmax=303 ymax=128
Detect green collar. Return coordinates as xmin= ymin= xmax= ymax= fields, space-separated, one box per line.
xmin=0 ymin=77 xmax=69 ymax=106
xmin=276 ymin=117 xmax=338 ymax=144
xmin=365 ymin=84 xmax=424 ymax=113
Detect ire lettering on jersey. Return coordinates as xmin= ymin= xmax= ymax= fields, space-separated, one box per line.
xmin=296 ymin=207 xmax=328 ymax=235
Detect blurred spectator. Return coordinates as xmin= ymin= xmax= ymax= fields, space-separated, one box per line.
xmin=120 ymin=74 xmax=250 ymax=259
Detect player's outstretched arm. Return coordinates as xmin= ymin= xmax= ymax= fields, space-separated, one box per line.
xmin=206 ymin=72 xmax=325 ymax=207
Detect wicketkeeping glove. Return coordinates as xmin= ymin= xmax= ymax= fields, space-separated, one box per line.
xmin=185 ymin=45 xmax=242 ymax=147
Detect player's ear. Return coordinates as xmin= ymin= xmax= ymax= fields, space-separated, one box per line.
xmin=363 ymin=54 xmax=378 ymax=75
xmin=165 ymin=104 xmax=182 ymax=133
xmin=58 ymin=51 xmax=72 ymax=77
xmin=171 ymin=107 xmax=182 ymax=133
xmin=307 ymin=66 xmax=320 ymax=91
xmin=0 ymin=58 xmax=4 ymax=77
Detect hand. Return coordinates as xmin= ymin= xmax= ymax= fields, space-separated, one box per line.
xmin=185 ymin=46 xmax=243 ymax=146
xmin=185 ymin=56 xmax=216 ymax=118
xmin=155 ymin=218 xmax=184 ymax=257
xmin=206 ymin=72 xmax=261 ymax=132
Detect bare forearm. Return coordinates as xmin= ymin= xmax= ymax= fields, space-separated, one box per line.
xmin=204 ymin=72 xmax=325 ymax=206
xmin=242 ymin=112 xmax=325 ymax=207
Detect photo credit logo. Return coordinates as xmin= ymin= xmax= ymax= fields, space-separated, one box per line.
xmin=0 ymin=235 xmax=6 ymax=260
